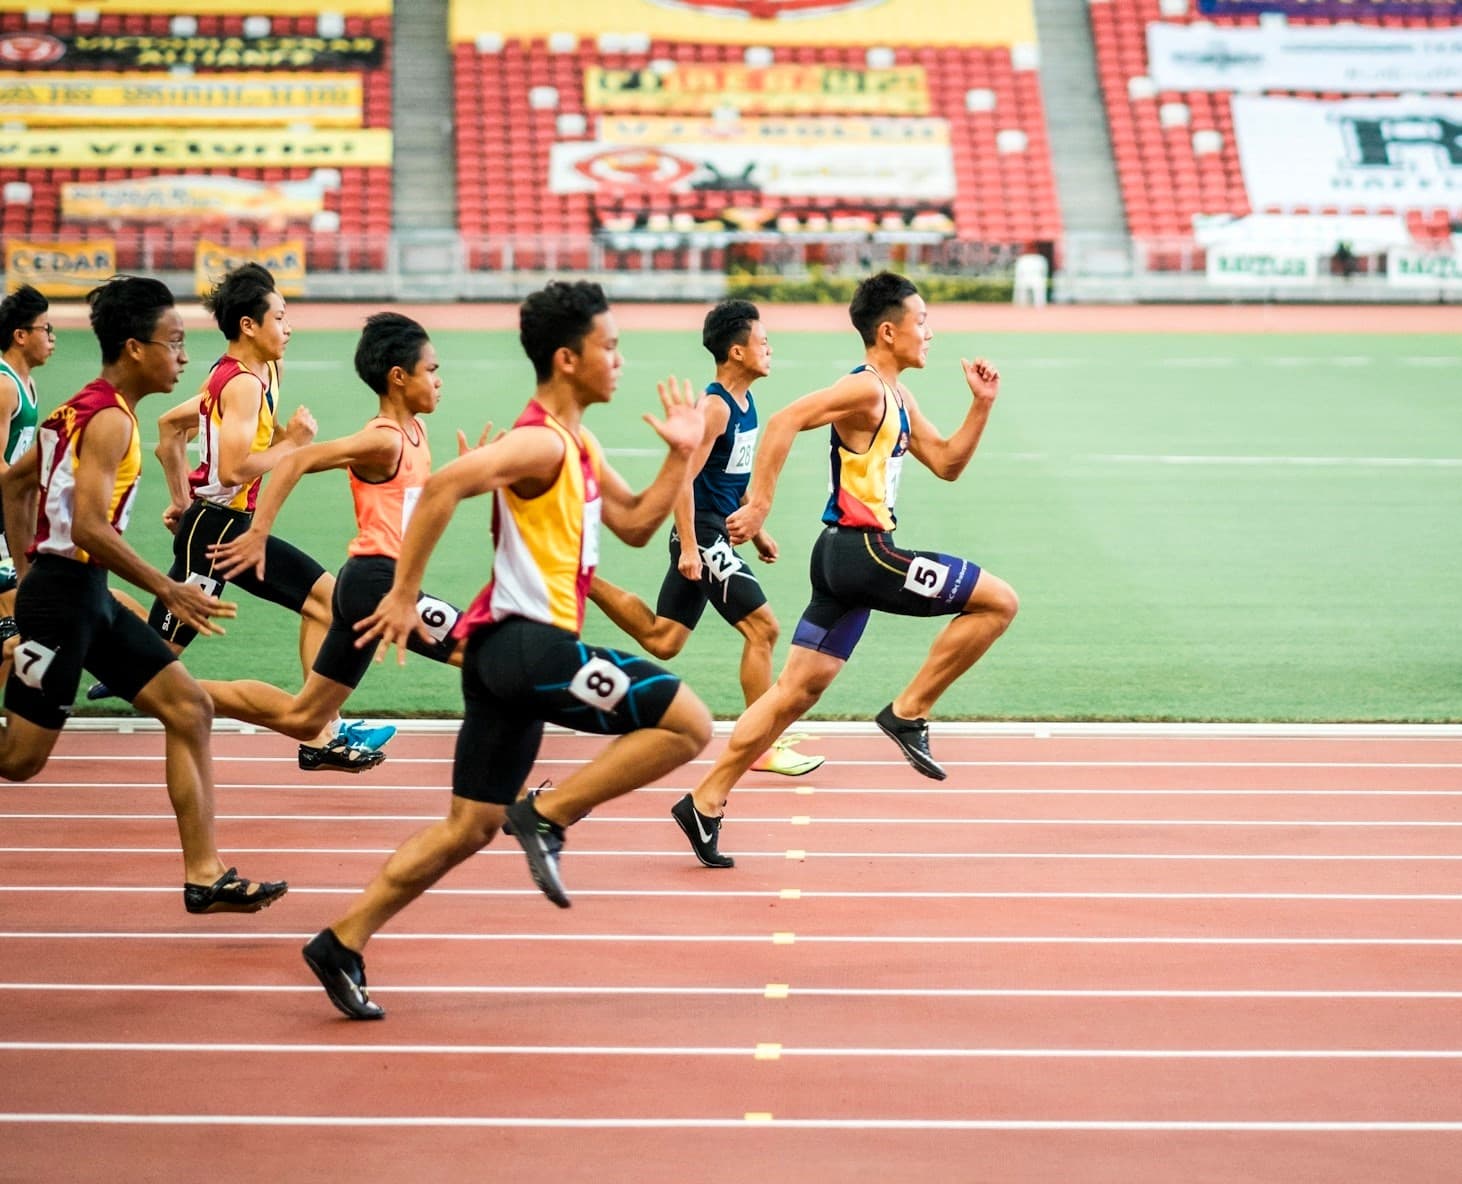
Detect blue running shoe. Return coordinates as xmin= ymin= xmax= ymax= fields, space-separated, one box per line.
xmin=337 ymin=720 xmax=397 ymax=751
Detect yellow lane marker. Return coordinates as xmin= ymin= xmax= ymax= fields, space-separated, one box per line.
xmin=745 ymin=1112 xmax=774 ymax=1123
xmin=779 ymin=888 xmax=802 ymax=900
xmin=772 ymin=931 xmax=795 ymax=945
xmin=791 ymin=815 xmax=811 ymax=826
xmin=754 ymin=1043 xmax=783 ymax=1060
xmin=764 ymin=983 xmax=790 ymax=999
xmin=785 ymin=849 xmax=806 ymax=861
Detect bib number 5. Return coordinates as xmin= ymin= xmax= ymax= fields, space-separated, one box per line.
xmin=568 ymin=656 xmax=630 ymax=712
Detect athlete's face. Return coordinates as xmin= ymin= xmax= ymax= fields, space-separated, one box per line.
xmin=16 ymin=315 xmax=55 ymax=367
xmin=246 ymin=291 xmax=291 ymax=362
xmin=566 ymin=312 xmax=622 ymax=404
xmin=732 ymin=320 xmax=771 ymax=379
xmin=138 ymin=308 xmax=189 ymax=392
xmin=402 ymin=342 xmax=441 ymax=414
xmin=887 ymin=295 xmax=932 ymax=369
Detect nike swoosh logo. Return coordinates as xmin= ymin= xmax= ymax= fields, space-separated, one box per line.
xmin=694 ymin=811 xmax=715 ymax=844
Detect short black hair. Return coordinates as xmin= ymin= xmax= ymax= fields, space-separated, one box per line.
xmin=354 ymin=312 xmax=430 ymax=394
xmin=202 ymin=262 xmax=277 ymax=341
xmin=519 ymin=280 xmax=609 ymax=382
xmin=87 ymin=275 xmax=175 ymax=365
xmin=849 ymin=271 xmax=919 ymax=346
xmin=0 ymin=284 xmax=47 ymax=350
xmin=702 ymin=299 xmax=760 ymax=365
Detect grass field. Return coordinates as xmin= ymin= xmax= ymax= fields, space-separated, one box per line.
xmin=36 ymin=322 xmax=1462 ymax=722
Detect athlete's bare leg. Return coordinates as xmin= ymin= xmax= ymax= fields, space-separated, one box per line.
xmin=892 ymin=572 xmax=1019 ymax=720
xmin=587 ymin=575 xmax=689 ymax=660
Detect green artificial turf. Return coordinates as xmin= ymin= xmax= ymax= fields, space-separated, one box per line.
xmin=34 ymin=323 xmax=1462 ymax=722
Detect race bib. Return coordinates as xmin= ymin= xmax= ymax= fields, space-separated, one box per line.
xmin=568 ymin=655 xmax=630 ymax=712
xmin=726 ymin=426 xmax=757 ymax=475
xmin=903 ymin=555 xmax=950 ymax=599
xmin=885 ymin=453 xmax=905 ymax=511
xmin=700 ymin=536 xmax=741 ymax=583
xmin=9 ymin=425 xmax=34 ymax=463
xmin=581 ymin=496 xmax=602 ymax=570
xmin=401 ymin=486 xmax=422 ymax=534
xmin=12 ymin=639 xmax=56 ymax=690
xmin=184 ymin=571 xmax=223 ymax=598
xmin=415 ymin=594 xmax=460 ymax=644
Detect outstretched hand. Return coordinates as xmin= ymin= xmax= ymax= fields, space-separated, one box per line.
xmin=643 ymin=376 xmax=703 ymax=456
xmin=962 ymin=357 xmax=1001 ymax=405
xmin=353 ymin=585 xmax=433 ymax=666
xmin=456 ymin=421 xmax=501 ymax=456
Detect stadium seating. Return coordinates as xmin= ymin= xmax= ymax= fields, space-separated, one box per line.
xmin=0 ymin=10 xmax=393 ymax=271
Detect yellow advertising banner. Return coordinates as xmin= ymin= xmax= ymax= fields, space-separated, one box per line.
xmin=63 ymin=174 xmax=330 ymax=224
xmin=452 ymin=0 xmax=1034 ymax=47
xmin=195 ymin=239 xmax=306 ymax=299
xmin=0 ymin=72 xmax=363 ymax=127
xmin=5 ymin=239 xmax=116 ymax=298
xmin=586 ymin=64 xmax=928 ymax=115
xmin=597 ymin=115 xmax=950 ymax=145
xmin=0 ymin=0 xmax=389 ymax=13
xmin=0 ymin=129 xmax=392 ymax=168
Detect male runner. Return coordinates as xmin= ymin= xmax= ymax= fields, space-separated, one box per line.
xmin=0 ymin=274 xmax=286 ymax=913
xmin=304 ymin=280 xmax=711 ymax=1019
xmin=670 ymin=271 xmax=1019 ymax=868
xmin=200 ymin=313 xmax=467 ymax=744
xmin=588 ymin=299 xmax=823 ymax=776
xmin=0 ymin=285 xmax=54 ymax=578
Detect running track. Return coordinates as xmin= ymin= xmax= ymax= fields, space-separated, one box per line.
xmin=2 ymin=723 xmax=1461 ymax=1183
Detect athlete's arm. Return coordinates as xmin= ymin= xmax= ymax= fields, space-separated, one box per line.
xmin=599 ymin=377 xmax=703 ymax=547
xmin=0 ymin=372 xmax=20 ymax=481
xmin=154 ymin=393 xmax=201 ymax=531
xmin=0 ymin=441 xmax=39 ymax=578
xmin=726 ymin=370 xmax=884 ymax=544
xmin=215 ymin=374 xmax=315 ymax=487
xmin=672 ymin=394 xmax=727 ymax=580
xmin=904 ymin=357 xmax=1001 ymax=480
xmin=352 ymin=426 xmax=568 ymax=660
xmin=71 ymin=409 xmax=236 ymax=637
xmin=207 ymin=424 xmax=404 ymax=580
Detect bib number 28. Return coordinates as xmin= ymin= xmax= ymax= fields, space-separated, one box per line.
xmin=568 ymin=656 xmax=630 ymax=712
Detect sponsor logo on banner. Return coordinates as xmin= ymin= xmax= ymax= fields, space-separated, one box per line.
xmin=1387 ymin=249 xmax=1462 ymax=288
xmin=62 ymin=174 xmax=331 ymax=224
xmin=0 ymin=128 xmax=392 ymax=168
xmin=1232 ymin=96 xmax=1462 ymax=212
xmin=195 ymin=239 xmax=306 ymax=299
xmin=4 ymin=239 xmax=116 ymax=297
xmin=1147 ymin=23 xmax=1462 ymax=93
xmin=16 ymin=34 xmax=384 ymax=70
xmin=1206 ymin=246 xmax=1318 ymax=286
xmin=552 ymin=116 xmax=954 ymax=199
xmin=0 ymin=72 xmax=363 ymax=126
xmin=585 ymin=64 xmax=928 ymax=116
xmin=1198 ymin=0 xmax=1458 ymax=15
xmin=450 ymin=0 xmax=1034 ymax=48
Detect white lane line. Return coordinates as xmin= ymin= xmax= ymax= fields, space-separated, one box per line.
xmin=4 ymin=983 xmax=1462 ymax=1000
xmin=3 ymin=1040 xmax=1462 ymax=1059
xmin=38 ymin=756 xmax=1462 ymax=768
xmin=6 ymin=1115 xmax=1462 ymax=1131
xmin=24 ymin=784 xmax=1462 ymax=797
xmin=2 ymin=933 xmax=1461 ymax=946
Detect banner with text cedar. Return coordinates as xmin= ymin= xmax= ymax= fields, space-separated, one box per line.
xmin=195 ymin=239 xmax=306 ymax=299
xmin=5 ymin=239 xmax=116 ymax=297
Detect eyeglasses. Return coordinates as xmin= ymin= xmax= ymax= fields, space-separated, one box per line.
xmin=20 ymin=323 xmax=53 ymax=337
xmin=141 ymin=339 xmax=187 ymax=355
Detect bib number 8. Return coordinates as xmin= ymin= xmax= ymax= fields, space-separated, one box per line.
xmin=568 ymin=656 xmax=631 ymax=712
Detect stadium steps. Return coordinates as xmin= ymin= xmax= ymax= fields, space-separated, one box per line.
xmin=392 ymin=0 xmax=458 ymax=230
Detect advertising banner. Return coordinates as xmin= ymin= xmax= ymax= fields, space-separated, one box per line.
xmin=1205 ymin=245 xmax=1319 ymax=286
xmin=62 ymin=175 xmax=331 ymax=224
xmin=1197 ymin=1 xmax=1458 ymax=16
xmin=1147 ymin=23 xmax=1462 ymax=94
xmin=5 ymin=239 xmax=116 ymax=297
xmin=451 ymin=0 xmax=1035 ymax=48
xmin=586 ymin=64 xmax=929 ymax=116
xmin=1231 ymin=96 xmax=1462 ymax=212
xmin=0 ymin=72 xmax=363 ymax=126
xmin=0 ymin=128 xmax=392 ymax=168
xmin=551 ymin=116 xmax=955 ymax=199
xmin=1386 ymin=248 xmax=1462 ymax=288
xmin=195 ymin=239 xmax=306 ymax=298
xmin=0 ymin=0 xmax=389 ymax=13
xmin=0 ymin=33 xmax=385 ymax=70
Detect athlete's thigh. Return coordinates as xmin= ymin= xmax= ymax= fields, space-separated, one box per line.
xmin=827 ymin=530 xmax=982 ymax=620
xmin=452 ymin=629 xmax=544 ymax=806
xmin=229 ymin=534 xmax=328 ymax=614
xmin=654 ymin=530 xmax=709 ymax=630
xmin=84 ymin=600 xmax=180 ymax=703
xmin=5 ymin=560 xmax=106 ymax=728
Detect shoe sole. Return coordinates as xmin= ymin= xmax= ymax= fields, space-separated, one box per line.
xmin=875 ymin=719 xmax=948 ymax=781
xmin=185 ymin=884 xmax=288 ymax=915
xmin=671 ymin=806 xmax=735 ymax=869
xmin=751 ymin=756 xmax=826 ymax=777
xmin=505 ymin=807 xmax=571 ymax=908
xmin=299 ymin=752 xmax=387 ymax=774
xmin=302 ymin=949 xmax=385 ymax=1021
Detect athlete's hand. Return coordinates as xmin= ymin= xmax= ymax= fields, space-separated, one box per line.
xmin=206 ymin=527 xmax=268 ymax=581
xmin=161 ymin=500 xmax=187 ymax=534
xmin=678 ymin=546 xmax=703 ymax=582
xmin=283 ymin=405 xmax=317 ymax=447
xmin=644 ymin=376 xmax=702 ymax=457
xmin=160 ymin=579 xmax=236 ymax=639
xmin=962 ymin=357 xmax=1000 ymax=406
xmin=753 ymin=530 xmax=778 ymax=564
xmin=726 ymin=500 xmax=768 ymax=546
xmin=354 ymin=584 xmax=433 ymax=665
xmin=457 ymin=422 xmax=501 ymax=456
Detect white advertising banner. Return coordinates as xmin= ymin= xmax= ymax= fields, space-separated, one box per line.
xmin=1206 ymin=245 xmax=1318 ymax=286
xmin=1147 ymin=22 xmax=1462 ymax=93
xmin=1230 ymin=96 xmax=1462 ymax=213
xmin=549 ymin=116 xmax=955 ymax=200
xmin=1387 ymin=249 xmax=1462 ymax=288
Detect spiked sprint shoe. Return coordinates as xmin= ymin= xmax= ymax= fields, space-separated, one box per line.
xmin=504 ymin=796 xmax=571 ymax=908
xmin=875 ymin=703 xmax=947 ymax=781
xmin=751 ymin=733 xmax=825 ymax=777
xmin=670 ymin=793 xmax=734 ymax=868
xmin=302 ymin=928 xmax=385 ymax=1020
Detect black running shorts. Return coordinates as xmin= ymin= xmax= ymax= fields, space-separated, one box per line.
xmin=654 ymin=511 xmax=768 ymax=630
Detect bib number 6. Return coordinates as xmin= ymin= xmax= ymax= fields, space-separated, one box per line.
xmin=568 ymin=656 xmax=631 ymax=712
xmin=414 ymin=595 xmax=460 ymax=644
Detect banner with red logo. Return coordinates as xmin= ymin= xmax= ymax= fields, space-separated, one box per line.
xmin=451 ymin=0 xmax=1034 ymax=47
xmin=586 ymin=63 xmax=928 ymax=115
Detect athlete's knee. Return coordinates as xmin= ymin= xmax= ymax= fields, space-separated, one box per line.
xmin=971 ymin=573 xmax=1019 ymax=629
xmin=444 ymin=800 xmax=504 ymax=852
xmin=0 ymin=744 xmax=49 ymax=782
xmin=738 ymin=607 xmax=779 ymax=653
xmin=154 ymin=680 xmax=214 ymax=738
xmin=642 ymin=622 xmax=689 ymax=660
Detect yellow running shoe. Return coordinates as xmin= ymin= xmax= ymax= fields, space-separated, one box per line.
xmin=751 ymin=734 xmax=825 ymax=777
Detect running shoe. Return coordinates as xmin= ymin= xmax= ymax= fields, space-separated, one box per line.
xmin=670 ymin=793 xmax=735 ymax=869
xmin=85 ymin=681 xmax=116 ymax=701
xmin=337 ymin=719 xmax=397 ymax=751
xmin=751 ymin=733 xmax=825 ymax=777
xmin=0 ymin=616 xmax=17 ymax=645
xmin=503 ymin=796 xmax=571 ymax=908
xmin=875 ymin=703 xmax=947 ymax=781
xmin=302 ymin=928 xmax=385 ymax=1020
xmin=298 ymin=736 xmax=386 ymax=773
xmin=182 ymin=867 xmax=288 ymax=915
xmin=0 ymin=561 xmax=15 ymax=593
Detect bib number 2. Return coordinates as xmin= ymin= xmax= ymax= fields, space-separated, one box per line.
xmin=568 ymin=656 xmax=630 ymax=712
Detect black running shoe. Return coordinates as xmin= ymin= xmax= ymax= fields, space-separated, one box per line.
xmin=875 ymin=703 xmax=947 ymax=781
xmin=302 ymin=928 xmax=385 ymax=1021
xmin=670 ymin=793 xmax=735 ymax=869
xmin=504 ymin=797 xmax=571 ymax=908
xmin=85 ymin=681 xmax=115 ymax=701
xmin=298 ymin=736 xmax=386 ymax=773
xmin=0 ymin=616 xmax=17 ymax=644
xmin=501 ymin=781 xmax=553 ymax=837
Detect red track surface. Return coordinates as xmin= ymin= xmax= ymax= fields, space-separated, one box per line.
xmin=2 ymin=726 xmax=1461 ymax=1182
